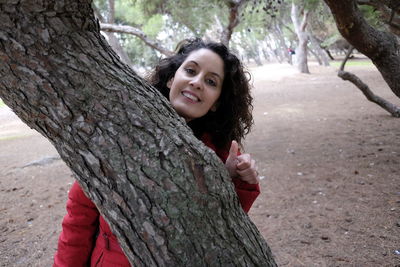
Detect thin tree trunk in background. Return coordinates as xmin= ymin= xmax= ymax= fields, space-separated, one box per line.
xmin=291 ymin=2 xmax=310 ymax=73
xmin=309 ymin=47 xmax=322 ymax=65
xmin=0 ymin=0 xmax=277 ymax=266
xmin=93 ymin=1 xmax=135 ymax=69
xmin=271 ymin=21 xmax=291 ymax=64
xmin=308 ymin=31 xmax=330 ymax=66
xmin=264 ymin=35 xmax=281 ymax=63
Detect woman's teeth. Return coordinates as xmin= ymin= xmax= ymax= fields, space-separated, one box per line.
xmin=182 ymin=92 xmax=199 ymax=102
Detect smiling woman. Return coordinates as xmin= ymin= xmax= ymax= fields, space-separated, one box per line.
xmin=149 ymin=38 xmax=254 ymax=149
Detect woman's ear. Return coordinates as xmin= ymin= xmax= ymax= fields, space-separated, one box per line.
xmin=167 ymin=78 xmax=174 ymax=89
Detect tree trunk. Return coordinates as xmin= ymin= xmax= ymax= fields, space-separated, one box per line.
xmin=271 ymin=22 xmax=291 ymax=64
xmin=264 ymin=35 xmax=281 ymax=63
xmin=291 ymin=2 xmax=310 ymax=74
xmin=221 ymin=0 xmax=245 ymax=47
xmin=92 ymin=1 xmax=135 ymax=69
xmin=308 ymin=32 xmax=330 ymax=66
xmin=309 ymin=46 xmax=323 ymax=65
xmin=323 ymin=0 xmax=400 ymax=99
xmin=0 ymin=0 xmax=277 ymax=266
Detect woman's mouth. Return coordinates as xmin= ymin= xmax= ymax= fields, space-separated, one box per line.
xmin=182 ymin=91 xmax=199 ymax=102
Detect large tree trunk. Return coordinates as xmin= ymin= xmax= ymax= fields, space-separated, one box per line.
xmin=291 ymin=2 xmax=310 ymax=74
xmin=323 ymin=0 xmax=400 ymax=99
xmin=0 ymin=0 xmax=277 ymax=266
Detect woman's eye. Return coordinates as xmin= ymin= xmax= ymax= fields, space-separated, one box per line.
xmin=206 ymin=79 xmax=217 ymax=87
xmin=184 ymin=68 xmax=195 ymax=75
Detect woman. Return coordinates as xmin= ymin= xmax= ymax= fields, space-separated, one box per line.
xmin=54 ymin=38 xmax=260 ymax=266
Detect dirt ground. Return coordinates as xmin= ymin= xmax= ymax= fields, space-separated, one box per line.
xmin=1 ymin=60 xmax=399 ymax=266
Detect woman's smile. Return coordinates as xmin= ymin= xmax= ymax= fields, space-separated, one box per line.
xmin=181 ymin=90 xmax=200 ymax=102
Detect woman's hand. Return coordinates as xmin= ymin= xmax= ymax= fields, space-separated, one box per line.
xmin=225 ymin=140 xmax=260 ymax=184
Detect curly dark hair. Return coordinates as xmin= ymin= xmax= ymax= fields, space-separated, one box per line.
xmin=147 ymin=38 xmax=253 ymax=149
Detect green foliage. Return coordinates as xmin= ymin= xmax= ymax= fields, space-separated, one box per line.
xmin=114 ymin=1 xmax=145 ymax=26
xmin=123 ymin=36 xmax=160 ymax=68
xmin=91 ymin=0 xmax=351 ymax=69
xmin=0 ymin=98 xmax=5 ymax=108
xmin=142 ymin=14 xmax=164 ymax=38
xmin=320 ymin=33 xmax=341 ymax=48
xmin=359 ymin=5 xmax=384 ymax=30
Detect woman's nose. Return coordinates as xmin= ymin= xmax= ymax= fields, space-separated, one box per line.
xmin=189 ymin=76 xmax=203 ymax=90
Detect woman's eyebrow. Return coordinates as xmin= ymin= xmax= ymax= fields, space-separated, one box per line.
xmin=187 ymin=60 xmax=222 ymax=79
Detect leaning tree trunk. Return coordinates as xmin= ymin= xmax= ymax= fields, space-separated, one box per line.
xmin=323 ymin=0 xmax=400 ymax=99
xmin=0 ymin=0 xmax=277 ymax=266
xmin=308 ymin=31 xmax=330 ymax=66
xmin=291 ymin=2 xmax=310 ymax=74
xmin=271 ymin=22 xmax=291 ymax=64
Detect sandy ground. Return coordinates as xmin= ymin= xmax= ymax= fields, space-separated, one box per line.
xmin=1 ymin=60 xmax=399 ymax=266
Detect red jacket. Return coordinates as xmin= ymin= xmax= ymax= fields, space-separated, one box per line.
xmin=54 ymin=135 xmax=260 ymax=266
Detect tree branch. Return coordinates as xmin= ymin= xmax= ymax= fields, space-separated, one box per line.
xmin=100 ymin=23 xmax=173 ymax=56
xmin=338 ymin=70 xmax=400 ymax=117
xmin=338 ymin=46 xmax=400 ymax=117
xmin=300 ymin=10 xmax=310 ymax=32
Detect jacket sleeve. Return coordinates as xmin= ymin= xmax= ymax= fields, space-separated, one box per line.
xmin=54 ymin=182 xmax=100 ymax=267
xmin=200 ymin=134 xmax=261 ymax=213
xmin=232 ymin=178 xmax=260 ymax=213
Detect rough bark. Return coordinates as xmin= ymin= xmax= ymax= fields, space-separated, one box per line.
xmin=291 ymin=2 xmax=310 ymax=74
xmin=338 ymin=47 xmax=400 ymax=117
xmin=323 ymin=0 xmax=400 ymax=99
xmin=0 ymin=0 xmax=277 ymax=266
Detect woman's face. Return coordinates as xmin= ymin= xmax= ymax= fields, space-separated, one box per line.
xmin=168 ymin=48 xmax=225 ymax=122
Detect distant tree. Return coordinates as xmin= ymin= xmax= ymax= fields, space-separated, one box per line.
xmin=291 ymin=0 xmax=310 ymax=73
